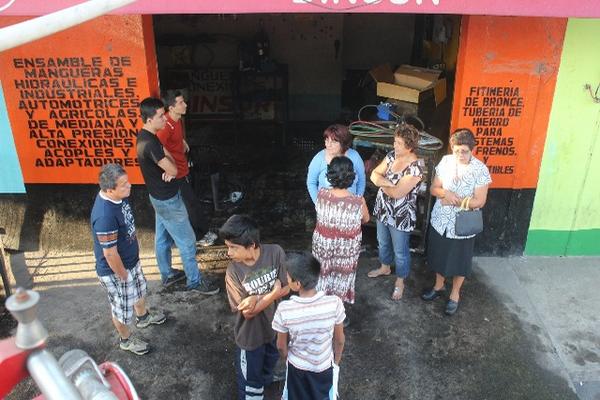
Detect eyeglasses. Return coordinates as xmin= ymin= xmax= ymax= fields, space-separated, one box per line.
xmin=453 ymin=148 xmax=471 ymax=155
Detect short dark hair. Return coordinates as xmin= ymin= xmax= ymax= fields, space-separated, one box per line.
xmin=395 ymin=123 xmax=419 ymax=153
xmin=163 ymin=90 xmax=183 ymax=109
xmin=219 ymin=214 xmax=260 ymax=248
xmin=140 ymin=97 xmax=164 ymax=123
xmin=450 ymin=128 xmax=476 ymax=150
xmin=286 ymin=251 xmax=320 ymax=290
xmin=323 ymin=124 xmax=352 ymax=152
xmin=99 ymin=163 xmax=126 ymax=191
xmin=326 ymin=156 xmax=355 ymax=189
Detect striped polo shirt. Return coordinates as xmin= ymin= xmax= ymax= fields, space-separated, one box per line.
xmin=272 ymin=291 xmax=345 ymax=373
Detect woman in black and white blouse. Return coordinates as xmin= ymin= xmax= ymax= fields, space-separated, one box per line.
xmin=367 ymin=124 xmax=423 ymax=301
xmin=422 ymin=128 xmax=491 ymax=315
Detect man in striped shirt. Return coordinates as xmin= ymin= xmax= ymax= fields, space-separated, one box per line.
xmin=273 ymin=252 xmax=346 ymax=399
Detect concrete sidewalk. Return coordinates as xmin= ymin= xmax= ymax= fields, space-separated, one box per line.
xmin=475 ymin=257 xmax=600 ymax=400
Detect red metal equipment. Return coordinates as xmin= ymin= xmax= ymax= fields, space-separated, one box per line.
xmin=0 ymin=288 xmax=139 ymax=400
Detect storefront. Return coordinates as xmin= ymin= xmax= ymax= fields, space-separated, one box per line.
xmin=0 ymin=0 xmax=599 ymax=255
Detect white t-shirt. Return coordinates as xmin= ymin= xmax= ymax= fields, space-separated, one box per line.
xmin=272 ymin=291 xmax=345 ymax=373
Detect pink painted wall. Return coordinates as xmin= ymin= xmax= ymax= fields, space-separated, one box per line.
xmin=1 ymin=0 xmax=599 ymax=18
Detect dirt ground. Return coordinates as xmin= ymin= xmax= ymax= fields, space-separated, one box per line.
xmin=3 ymin=247 xmax=577 ymax=400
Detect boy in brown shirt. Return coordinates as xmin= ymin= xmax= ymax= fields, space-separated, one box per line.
xmin=220 ymin=214 xmax=290 ymax=399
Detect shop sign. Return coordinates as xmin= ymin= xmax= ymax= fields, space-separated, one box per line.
xmin=1 ymin=0 xmax=599 ymax=18
xmin=0 ymin=16 xmax=155 ymax=184
xmin=451 ymin=17 xmax=566 ymax=189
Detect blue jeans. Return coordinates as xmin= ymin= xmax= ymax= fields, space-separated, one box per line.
xmin=149 ymin=191 xmax=201 ymax=288
xmin=376 ymin=220 xmax=411 ymax=279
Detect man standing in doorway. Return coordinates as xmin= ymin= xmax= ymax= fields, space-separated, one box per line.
xmin=156 ymin=90 xmax=217 ymax=247
xmin=91 ymin=163 xmax=166 ymax=355
xmin=136 ymin=97 xmax=219 ymax=294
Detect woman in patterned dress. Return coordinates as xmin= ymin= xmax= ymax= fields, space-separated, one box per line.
xmin=312 ymin=156 xmax=370 ymax=307
xmin=367 ymin=124 xmax=424 ymax=301
xmin=421 ymin=128 xmax=491 ymax=316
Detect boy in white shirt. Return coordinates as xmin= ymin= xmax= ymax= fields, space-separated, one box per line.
xmin=272 ymin=252 xmax=346 ymax=399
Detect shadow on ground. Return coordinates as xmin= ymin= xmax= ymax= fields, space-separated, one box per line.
xmin=3 ymin=252 xmax=577 ymax=400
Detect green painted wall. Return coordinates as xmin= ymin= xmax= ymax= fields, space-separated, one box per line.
xmin=526 ymin=19 xmax=600 ymax=256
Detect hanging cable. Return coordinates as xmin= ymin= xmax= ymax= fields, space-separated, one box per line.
xmin=350 ymin=104 xmax=444 ymax=151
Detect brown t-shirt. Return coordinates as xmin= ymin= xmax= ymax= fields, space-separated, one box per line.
xmin=225 ymin=244 xmax=287 ymax=350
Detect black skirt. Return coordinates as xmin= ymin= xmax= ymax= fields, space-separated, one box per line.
xmin=426 ymin=227 xmax=475 ymax=278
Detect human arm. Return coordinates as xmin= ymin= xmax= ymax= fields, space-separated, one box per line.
xmin=370 ymin=158 xmax=395 ymax=188
xmin=225 ymin=267 xmax=246 ymax=313
xmin=333 ymin=323 xmax=345 ymax=365
xmin=360 ymin=197 xmax=370 ymax=224
xmin=430 ymin=175 xmax=461 ymax=207
xmin=102 ymin=246 xmax=129 ymax=281
xmin=276 ymin=332 xmax=289 ymax=361
xmin=333 ymin=298 xmax=346 ymax=364
xmin=241 ymin=279 xmax=288 ymax=319
xmin=348 ymin=149 xmax=366 ymax=196
xmin=93 ymin=215 xmax=128 ymax=281
xmin=272 ymin=307 xmax=289 ymax=359
xmin=464 ymin=162 xmax=492 ymax=208
xmin=306 ymin=152 xmax=324 ymax=204
xmin=465 ymin=184 xmax=489 ymax=209
xmin=381 ymin=174 xmax=422 ymax=199
xmin=147 ymin=135 xmax=178 ymax=179
xmin=157 ymin=147 xmax=178 ymax=179
xmin=242 ymin=246 xmax=290 ymax=319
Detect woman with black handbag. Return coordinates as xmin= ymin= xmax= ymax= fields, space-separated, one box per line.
xmin=421 ymin=128 xmax=491 ymax=316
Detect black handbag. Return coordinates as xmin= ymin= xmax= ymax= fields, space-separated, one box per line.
xmin=455 ymin=197 xmax=483 ymax=236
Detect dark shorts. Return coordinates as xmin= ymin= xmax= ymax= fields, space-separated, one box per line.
xmin=283 ymin=362 xmax=334 ymax=400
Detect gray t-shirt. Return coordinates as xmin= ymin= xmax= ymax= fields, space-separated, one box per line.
xmin=225 ymin=244 xmax=287 ymax=350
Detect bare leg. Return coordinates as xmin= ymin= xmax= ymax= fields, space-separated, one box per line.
xmin=112 ymin=317 xmax=130 ymax=340
xmin=450 ymin=276 xmax=465 ymax=302
xmin=133 ymin=297 xmax=147 ymax=317
xmin=434 ymin=273 xmax=445 ymax=291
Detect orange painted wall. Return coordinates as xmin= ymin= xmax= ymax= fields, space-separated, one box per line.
xmin=0 ymin=15 xmax=159 ymax=184
xmin=451 ymin=16 xmax=566 ymax=189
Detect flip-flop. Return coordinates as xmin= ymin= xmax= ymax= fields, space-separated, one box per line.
xmin=367 ymin=267 xmax=391 ymax=278
xmin=391 ymin=285 xmax=404 ymax=301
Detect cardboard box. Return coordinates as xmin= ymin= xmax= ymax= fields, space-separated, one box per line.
xmin=369 ymin=64 xmax=446 ymax=106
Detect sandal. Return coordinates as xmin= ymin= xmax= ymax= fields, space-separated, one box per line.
xmin=391 ymin=284 xmax=404 ymax=301
xmin=367 ymin=266 xmax=391 ymax=278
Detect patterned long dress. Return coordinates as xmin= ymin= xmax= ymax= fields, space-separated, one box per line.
xmin=312 ymin=189 xmax=363 ymax=304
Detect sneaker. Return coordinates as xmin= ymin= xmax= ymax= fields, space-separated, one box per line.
xmin=197 ymin=231 xmax=218 ymax=247
xmin=163 ymin=270 xmax=186 ymax=287
xmin=188 ymin=280 xmax=220 ymax=295
xmin=135 ymin=310 xmax=166 ymax=329
xmin=119 ymin=336 xmax=150 ymax=355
